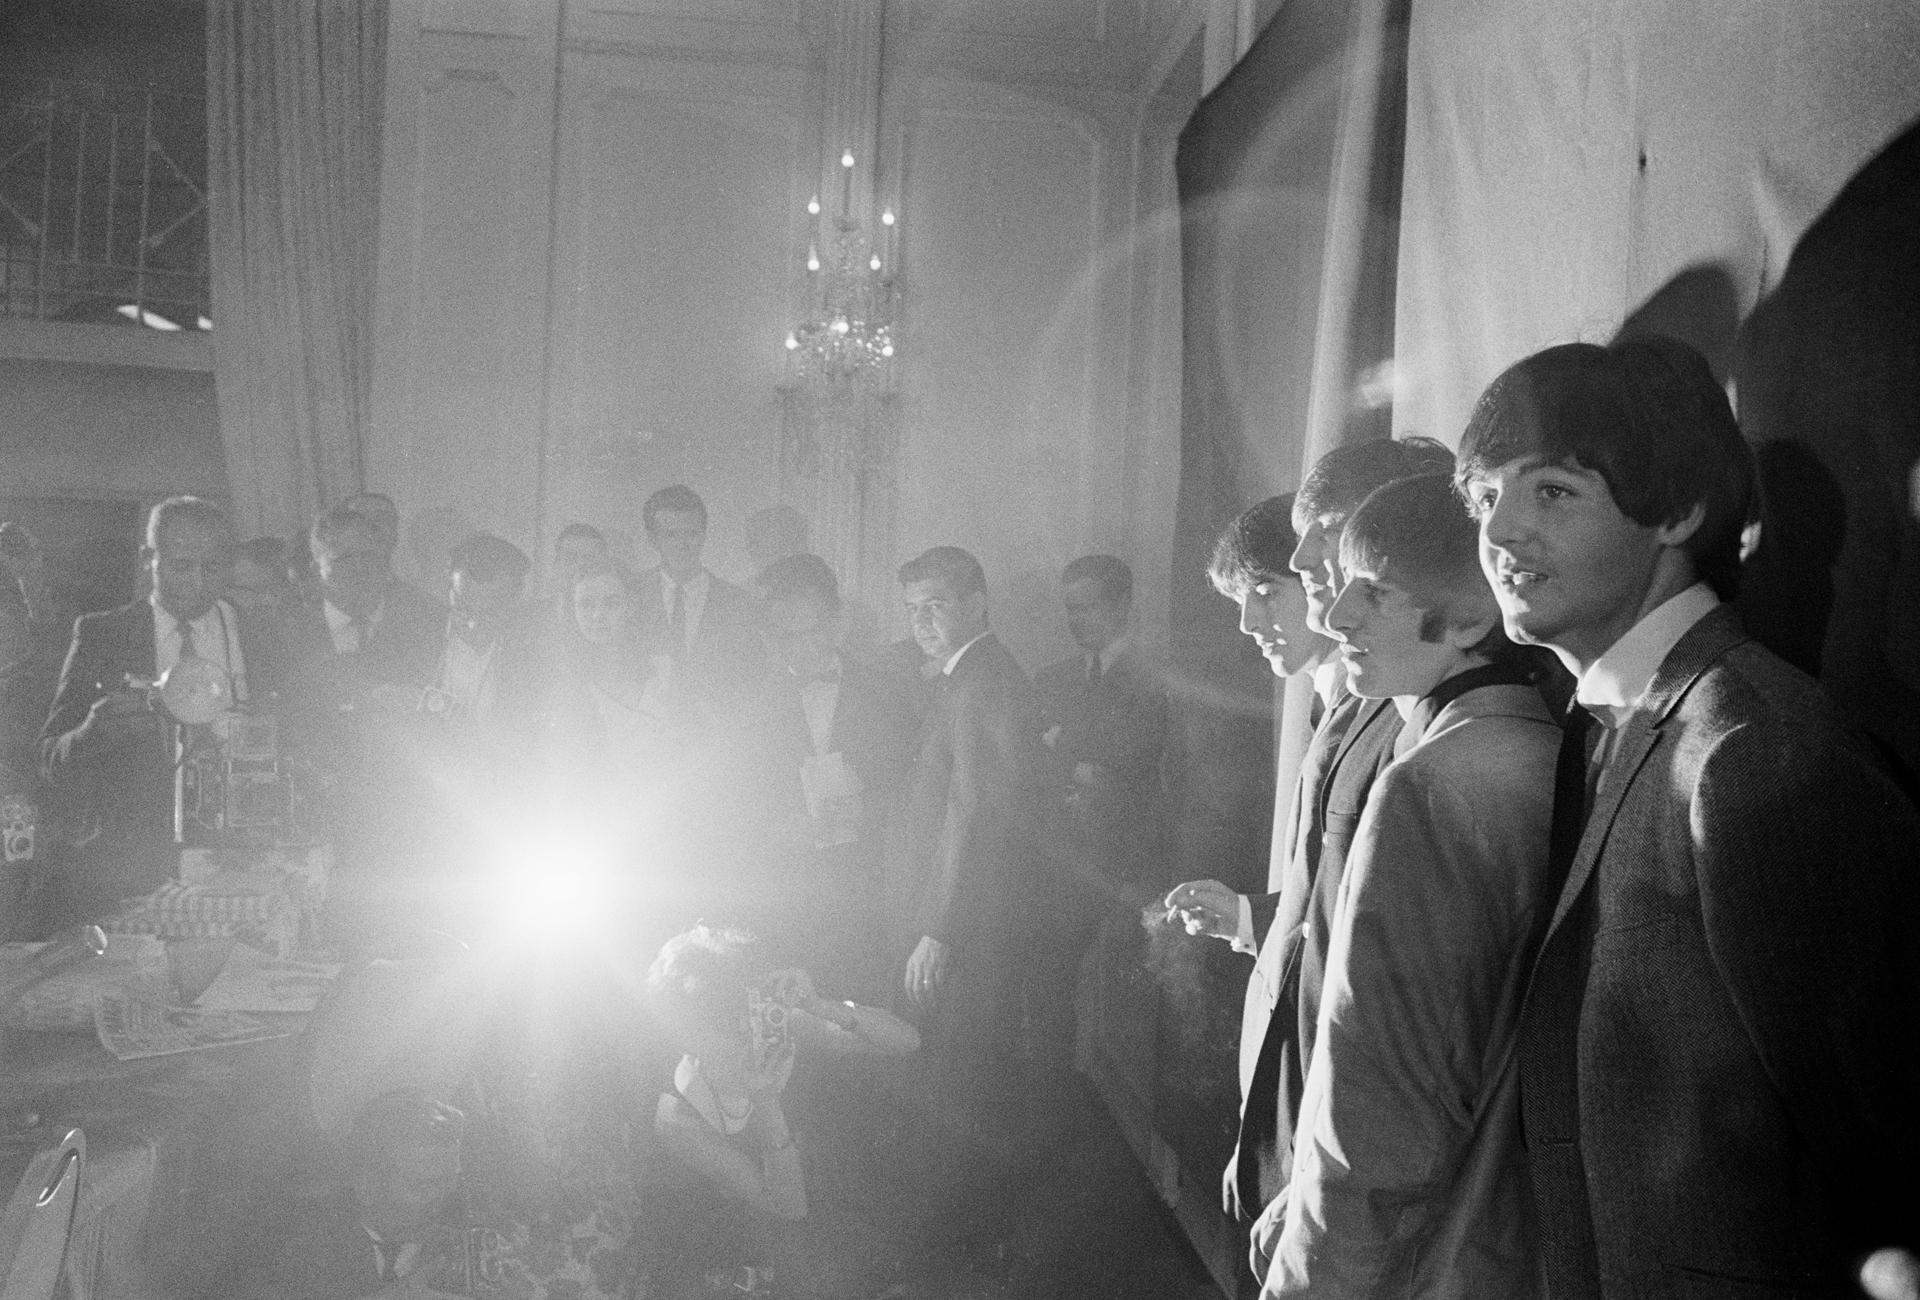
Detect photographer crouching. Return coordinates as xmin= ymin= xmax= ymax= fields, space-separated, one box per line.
xmin=644 ymin=924 xmax=918 ymax=1299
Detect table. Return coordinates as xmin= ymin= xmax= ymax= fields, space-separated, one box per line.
xmin=1 ymin=1023 xmax=312 ymax=1300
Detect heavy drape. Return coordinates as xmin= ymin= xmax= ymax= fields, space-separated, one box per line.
xmin=206 ymin=0 xmax=388 ymax=539
xmin=1170 ymin=0 xmax=1408 ymax=899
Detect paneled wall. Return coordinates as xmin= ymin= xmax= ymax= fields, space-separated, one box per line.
xmin=365 ymin=0 xmax=1198 ymax=667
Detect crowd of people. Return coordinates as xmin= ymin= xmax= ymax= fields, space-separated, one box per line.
xmin=0 ymin=330 xmax=1916 ymax=1300
xmin=0 ymin=472 xmax=1172 ymax=1296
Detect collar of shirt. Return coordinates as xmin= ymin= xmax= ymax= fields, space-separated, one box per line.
xmin=151 ymin=595 xmax=235 ymax=665
xmin=1091 ymin=634 xmax=1131 ymax=678
xmin=943 ymin=629 xmax=992 ymax=676
xmin=323 ymin=597 xmax=385 ymax=635
xmin=1575 ymin=581 xmax=1719 ymax=729
xmin=1311 ymin=658 xmax=1344 ymax=712
xmin=660 ymin=568 xmax=709 ymax=601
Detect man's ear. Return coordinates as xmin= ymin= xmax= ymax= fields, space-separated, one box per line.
xmin=1656 ymin=502 xmax=1707 ymax=548
xmin=1444 ymin=611 xmax=1499 ymax=653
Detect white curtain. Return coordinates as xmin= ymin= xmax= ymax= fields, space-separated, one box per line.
xmin=206 ymin=0 xmax=388 ymax=539
xmin=1393 ymin=0 xmax=1920 ymax=448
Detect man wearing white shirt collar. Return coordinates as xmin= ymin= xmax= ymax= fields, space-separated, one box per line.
xmin=638 ymin=484 xmax=760 ymax=701
xmin=1460 ymin=335 xmax=1920 ymax=1299
xmin=39 ymin=497 xmax=275 ymax=912
xmin=885 ymin=545 xmax=1041 ymax=1200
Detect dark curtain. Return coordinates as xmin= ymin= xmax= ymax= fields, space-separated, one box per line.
xmin=1154 ymin=1 xmax=1409 ymax=1290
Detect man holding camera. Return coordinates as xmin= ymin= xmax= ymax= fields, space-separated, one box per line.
xmin=39 ymin=497 xmax=277 ymax=918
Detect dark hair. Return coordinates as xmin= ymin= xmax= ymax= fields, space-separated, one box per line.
xmin=1295 ymin=436 xmax=1455 ymax=528
xmin=309 ymin=503 xmax=386 ymax=558
xmin=344 ymin=1087 xmax=465 ymax=1173
xmin=570 ymin=555 xmax=641 ymax=596
xmin=1061 ymin=554 xmax=1132 ymax=604
xmin=146 ymin=496 xmax=231 ymax=551
xmin=1455 ymin=336 xmax=1753 ymax=598
xmin=646 ymin=924 xmax=766 ymax=1029
xmin=759 ymin=552 xmax=840 ymax=614
xmin=1208 ymin=495 xmax=1298 ymax=595
xmin=449 ymin=533 xmax=530 ymax=587
xmin=643 ymin=485 xmax=708 ymax=534
xmin=1340 ymin=473 xmax=1509 ymax=657
xmin=897 ymin=546 xmax=987 ymax=599
xmin=554 ymin=522 xmax=607 ymax=550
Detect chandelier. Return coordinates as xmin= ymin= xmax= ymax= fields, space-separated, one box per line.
xmin=784 ymin=150 xmax=898 ymax=386
xmin=780 ymin=149 xmax=900 ymax=489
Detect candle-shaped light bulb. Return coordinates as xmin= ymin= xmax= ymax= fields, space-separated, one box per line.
xmin=881 ymin=209 xmax=895 ymax=227
xmin=841 ymin=151 xmax=855 ymax=169
xmin=806 ymin=245 xmax=820 ymax=272
xmin=784 ymin=333 xmax=799 ymax=351
xmin=807 ymin=195 xmax=820 ymax=215
xmin=880 ymin=343 xmax=894 ymax=358
xmin=869 ymin=255 xmax=881 ymax=271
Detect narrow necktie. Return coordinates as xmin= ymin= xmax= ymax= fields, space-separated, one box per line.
xmin=1547 ymin=705 xmax=1598 ymax=901
xmin=668 ymin=584 xmax=687 ymax=651
xmin=177 ymin=620 xmax=198 ymax=661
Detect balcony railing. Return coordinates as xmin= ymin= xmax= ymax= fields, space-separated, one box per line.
xmin=0 ymin=77 xmax=209 ymax=333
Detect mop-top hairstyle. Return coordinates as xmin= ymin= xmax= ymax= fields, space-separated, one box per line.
xmin=1340 ymin=472 xmax=1509 ymax=656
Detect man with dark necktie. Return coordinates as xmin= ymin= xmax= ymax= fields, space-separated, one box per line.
xmin=1164 ymin=437 xmax=1453 ymax=1282
xmin=636 ymin=484 xmax=760 ymax=709
xmin=1024 ymin=554 xmax=1167 ymax=1085
xmin=1460 ymin=336 xmax=1920 ymax=1298
xmin=40 ymin=497 xmax=277 ymax=916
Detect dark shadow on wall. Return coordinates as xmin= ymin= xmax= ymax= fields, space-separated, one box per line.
xmin=1616 ymin=262 xmax=1742 ymax=384
xmin=1732 ymin=114 xmax=1920 ymax=789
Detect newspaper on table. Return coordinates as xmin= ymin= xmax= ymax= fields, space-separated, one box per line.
xmin=194 ymin=946 xmax=342 ymax=1014
xmin=93 ymin=987 xmax=296 ymax=1061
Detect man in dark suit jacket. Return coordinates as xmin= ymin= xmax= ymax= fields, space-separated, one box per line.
xmin=1025 ymin=555 xmax=1167 ymax=1076
xmin=1165 ymin=441 xmax=1455 ymax=1271
xmin=634 ymin=484 xmax=761 ymax=709
xmin=747 ymin=553 xmax=914 ymax=1000
xmin=1461 ymin=336 xmax=1920 ymax=1297
xmin=884 ymin=546 xmax=1041 ymax=1139
xmin=39 ymin=497 xmax=278 ymax=915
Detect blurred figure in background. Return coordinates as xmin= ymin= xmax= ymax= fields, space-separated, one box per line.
xmin=746 ymin=553 xmax=914 ymax=1000
xmin=40 ymin=497 xmax=277 ymax=917
xmin=636 ymin=485 xmax=761 ymax=709
xmin=549 ymin=522 xmax=609 ymax=633
xmin=1024 ymin=554 xmax=1167 ymax=1093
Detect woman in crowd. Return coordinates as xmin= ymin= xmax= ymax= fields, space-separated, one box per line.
xmin=556 ymin=556 xmax=696 ymax=782
xmin=644 ymin=923 xmax=919 ymax=1298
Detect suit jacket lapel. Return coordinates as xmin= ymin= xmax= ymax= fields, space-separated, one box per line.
xmin=1537 ymin=605 xmax=1751 ymax=942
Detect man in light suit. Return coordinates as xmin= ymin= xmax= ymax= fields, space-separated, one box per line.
xmin=40 ymin=497 xmax=277 ymax=914
xmin=1460 ymin=336 xmax=1920 ymax=1297
xmin=635 ymin=485 xmax=761 ymax=707
xmin=1166 ymin=439 xmax=1453 ymax=1268
xmin=883 ymin=546 xmax=1040 ymax=1145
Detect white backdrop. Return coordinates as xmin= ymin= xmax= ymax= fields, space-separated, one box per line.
xmin=1392 ymin=0 xmax=1920 ymax=444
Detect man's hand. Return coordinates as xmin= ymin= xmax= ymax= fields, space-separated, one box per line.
xmin=904 ymin=935 xmax=948 ymax=1010
xmin=1248 ymin=1188 xmax=1287 ymax=1282
xmin=1163 ymin=878 xmax=1241 ymax=941
xmin=78 ymin=688 xmax=157 ymax=747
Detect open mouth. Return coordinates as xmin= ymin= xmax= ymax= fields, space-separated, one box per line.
xmin=1498 ymin=568 xmax=1547 ymax=592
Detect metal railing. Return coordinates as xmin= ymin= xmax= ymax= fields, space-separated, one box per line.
xmin=0 ymin=77 xmax=209 ymax=331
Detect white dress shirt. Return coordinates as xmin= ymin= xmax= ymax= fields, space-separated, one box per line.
xmin=152 ymin=595 xmax=247 ymax=703
xmin=659 ymin=570 xmax=711 ymax=651
xmin=942 ymin=629 xmax=991 ymax=676
xmin=1576 ymin=582 xmax=1720 ymax=776
xmin=798 ymin=659 xmax=842 ymax=755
